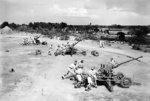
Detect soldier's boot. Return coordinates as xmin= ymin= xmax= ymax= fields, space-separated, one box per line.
xmin=85 ymin=84 xmax=91 ymax=91
xmin=62 ymin=72 xmax=69 ymax=79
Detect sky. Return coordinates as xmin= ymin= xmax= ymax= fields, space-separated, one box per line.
xmin=0 ymin=0 xmax=150 ymax=25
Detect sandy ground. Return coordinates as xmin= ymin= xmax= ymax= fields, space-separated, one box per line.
xmin=0 ymin=33 xmax=150 ymax=101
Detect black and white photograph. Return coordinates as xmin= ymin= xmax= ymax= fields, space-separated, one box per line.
xmin=0 ymin=0 xmax=150 ymax=101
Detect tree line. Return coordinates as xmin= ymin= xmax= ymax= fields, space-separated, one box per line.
xmin=1 ymin=21 xmax=150 ymax=44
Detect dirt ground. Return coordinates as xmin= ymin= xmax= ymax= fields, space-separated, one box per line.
xmin=0 ymin=33 xmax=150 ymax=101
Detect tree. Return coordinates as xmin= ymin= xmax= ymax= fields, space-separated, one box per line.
xmin=9 ymin=23 xmax=17 ymax=29
xmin=129 ymin=27 xmax=149 ymax=44
xmin=117 ymin=32 xmax=125 ymax=41
xmin=60 ymin=22 xmax=67 ymax=28
xmin=0 ymin=21 xmax=9 ymax=28
xmin=29 ymin=22 xmax=33 ymax=28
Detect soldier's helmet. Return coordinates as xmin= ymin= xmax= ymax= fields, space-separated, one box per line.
xmin=91 ymin=66 xmax=95 ymax=70
xmin=110 ymin=57 xmax=114 ymax=60
xmin=110 ymin=57 xmax=114 ymax=61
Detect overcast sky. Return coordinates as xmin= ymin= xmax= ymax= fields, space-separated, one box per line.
xmin=0 ymin=0 xmax=150 ymax=25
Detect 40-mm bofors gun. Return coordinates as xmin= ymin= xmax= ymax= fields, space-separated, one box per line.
xmin=54 ymin=39 xmax=85 ymax=56
xmin=96 ymin=56 xmax=143 ymax=92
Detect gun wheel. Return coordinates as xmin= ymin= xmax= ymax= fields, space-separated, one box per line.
xmin=116 ymin=72 xmax=124 ymax=81
xmin=120 ymin=77 xmax=132 ymax=88
xmin=91 ymin=50 xmax=99 ymax=56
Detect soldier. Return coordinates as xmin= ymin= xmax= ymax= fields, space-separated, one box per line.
xmin=62 ymin=60 xmax=78 ymax=79
xmin=77 ymin=60 xmax=84 ymax=69
xmin=61 ymin=44 xmax=66 ymax=51
xmin=108 ymin=57 xmax=117 ymax=69
xmin=87 ymin=66 xmax=98 ymax=87
xmin=74 ymin=65 xmax=84 ymax=83
xmin=101 ymin=58 xmax=117 ymax=78
xmin=99 ymin=40 xmax=105 ymax=48
xmin=56 ymin=45 xmax=61 ymax=51
xmin=48 ymin=44 xmax=53 ymax=55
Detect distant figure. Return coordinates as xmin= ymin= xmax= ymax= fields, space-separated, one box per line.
xmin=57 ymin=45 xmax=61 ymax=51
xmin=48 ymin=44 xmax=53 ymax=55
xmin=66 ymin=42 xmax=71 ymax=48
xmin=99 ymin=40 xmax=105 ymax=48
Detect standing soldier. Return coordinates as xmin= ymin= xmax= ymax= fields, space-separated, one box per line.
xmin=99 ymin=40 xmax=105 ymax=48
xmin=108 ymin=57 xmax=117 ymax=69
xmin=103 ymin=57 xmax=118 ymax=78
xmin=48 ymin=44 xmax=53 ymax=56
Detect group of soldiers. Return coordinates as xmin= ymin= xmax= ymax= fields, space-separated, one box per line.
xmin=48 ymin=42 xmax=71 ymax=56
xmin=62 ymin=57 xmax=117 ymax=91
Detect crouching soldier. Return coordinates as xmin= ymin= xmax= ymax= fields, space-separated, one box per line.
xmin=62 ymin=60 xmax=78 ymax=80
xmin=86 ymin=67 xmax=98 ymax=91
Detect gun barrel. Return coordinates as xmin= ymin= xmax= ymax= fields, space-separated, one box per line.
xmin=114 ymin=56 xmax=143 ymax=68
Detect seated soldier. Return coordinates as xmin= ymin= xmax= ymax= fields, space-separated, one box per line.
xmin=87 ymin=67 xmax=98 ymax=88
xmin=62 ymin=60 xmax=78 ymax=79
xmin=75 ymin=66 xmax=84 ymax=83
xmin=77 ymin=60 xmax=84 ymax=69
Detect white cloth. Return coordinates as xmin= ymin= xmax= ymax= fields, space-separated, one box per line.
xmin=88 ymin=69 xmax=97 ymax=77
xmin=75 ymin=68 xmax=83 ymax=75
xmin=87 ymin=77 xmax=93 ymax=85
xmin=76 ymin=74 xmax=82 ymax=82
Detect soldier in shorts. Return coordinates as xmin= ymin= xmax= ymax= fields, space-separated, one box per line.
xmin=62 ymin=60 xmax=78 ymax=79
xmin=87 ymin=66 xmax=98 ymax=87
